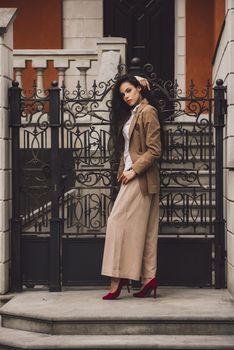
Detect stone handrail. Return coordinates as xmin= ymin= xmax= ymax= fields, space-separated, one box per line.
xmin=13 ymin=37 xmax=127 ymax=92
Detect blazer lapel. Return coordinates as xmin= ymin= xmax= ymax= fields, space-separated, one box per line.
xmin=128 ymin=99 xmax=148 ymax=140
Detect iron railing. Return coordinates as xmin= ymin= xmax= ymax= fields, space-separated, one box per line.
xmin=9 ymin=62 xmax=227 ymax=291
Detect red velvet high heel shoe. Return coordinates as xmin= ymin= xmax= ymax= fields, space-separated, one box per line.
xmin=102 ymin=279 xmax=130 ymax=300
xmin=133 ymin=278 xmax=157 ymax=298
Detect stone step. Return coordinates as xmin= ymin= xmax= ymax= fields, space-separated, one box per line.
xmin=161 ymin=158 xmax=215 ymax=169
xmin=1 ymin=289 xmax=234 ymax=336
xmin=161 ymin=186 xmax=216 ymax=201
xmin=164 ymin=120 xmax=214 ymax=127
xmin=159 ymin=226 xmax=213 ymax=235
xmin=160 ymin=170 xmax=216 ymax=187
xmin=160 ymin=217 xmax=214 ymax=224
xmin=0 ymin=328 xmax=234 ymax=350
xmin=2 ymin=313 xmax=234 ymax=336
xmin=163 ymin=121 xmax=214 ymax=135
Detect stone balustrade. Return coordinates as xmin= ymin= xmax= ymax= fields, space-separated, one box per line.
xmin=13 ymin=37 xmax=127 ymax=93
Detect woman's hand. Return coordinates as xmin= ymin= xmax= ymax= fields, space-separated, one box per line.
xmin=118 ymin=169 xmax=136 ymax=184
xmin=135 ymin=76 xmax=151 ymax=91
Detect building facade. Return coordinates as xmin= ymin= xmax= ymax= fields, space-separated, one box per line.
xmin=0 ymin=0 xmax=233 ymax=297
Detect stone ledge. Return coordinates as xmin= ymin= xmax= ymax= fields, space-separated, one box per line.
xmin=0 ymin=8 xmax=17 ymax=36
xmin=0 ymin=260 xmax=9 ymax=294
xmin=1 ymin=288 xmax=234 ymax=323
xmin=227 ymin=262 xmax=234 ymax=298
xmin=0 ymin=330 xmax=234 ymax=349
xmin=13 ymin=49 xmax=97 ymax=56
xmin=0 ymin=231 xmax=10 ymax=263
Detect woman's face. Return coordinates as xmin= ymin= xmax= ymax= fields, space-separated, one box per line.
xmin=119 ymin=81 xmax=142 ymax=107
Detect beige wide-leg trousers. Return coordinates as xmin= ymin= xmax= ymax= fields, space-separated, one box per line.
xmin=101 ymin=177 xmax=159 ymax=281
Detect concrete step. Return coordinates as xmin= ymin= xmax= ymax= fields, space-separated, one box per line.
xmin=163 ymin=120 xmax=214 ymax=133
xmin=0 ymin=328 xmax=234 ymax=350
xmin=1 ymin=289 xmax=234 ymax=336
xmin=2 ymin=312 xmax=234 ymax=336
xmin=160 ymin=170 xmax=215 ymax=187
xmin=159 ymin=226 xmax=213 ymax=235
xmin=161 ymin=186 xmax=216 ymax=201
xmin=161 ymin=158 xmax=215 ymax=169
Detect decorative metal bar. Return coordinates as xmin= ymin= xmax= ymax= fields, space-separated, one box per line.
xmin=10 ymin=81 xmax=22 ymax=292
xmin=213 ymin=79 xmax=227 ymax=289
xmin=48 ymin=81 xmax=62 ymax=292
xmin=10 ymin=60 xmax=219 ymax=288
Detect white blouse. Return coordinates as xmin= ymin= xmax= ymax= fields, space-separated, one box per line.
xmin=122 ymin=104 xmax=139 ymax=171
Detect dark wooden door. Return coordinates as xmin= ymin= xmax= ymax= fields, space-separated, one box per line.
xmin=104 ymin=0 xmax=175 ymax=81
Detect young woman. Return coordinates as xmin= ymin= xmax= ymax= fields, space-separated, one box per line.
xmin=101 ymin=74 xmax=162 ymax=299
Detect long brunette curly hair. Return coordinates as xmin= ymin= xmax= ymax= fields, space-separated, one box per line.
xmin=110 ymin=74 xmax=164 ymax=159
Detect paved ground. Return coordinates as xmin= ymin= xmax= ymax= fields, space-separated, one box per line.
xmin=1 ymin=287 xmax=234 ymax=321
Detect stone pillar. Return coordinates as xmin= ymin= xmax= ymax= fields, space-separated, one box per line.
xmin=32 ymin=58 xmax=47 ymax=96
xmin=53 ymin=58 xmax=69 ymax=88
xmin=0 ymin=8 xmax=17 ymax=294
xmin=76 ymin=60 xmax=91 ymax=97
xmin=95 ymin=37 xmax=127 ymax=85
xmin=174 ymin=0 xmax=186 ymax=119
xmin=213 ymin=0 xmax=234 ymax=297
xmin=225 ymin=2 xmax=234 ymax=298
xmin=13 ymin=58 xmax=26 ymax=89
xmin=174 ymin=0 xmax=186 ymax=94
xmin=63 ymin=0 xmax=103 ymax=50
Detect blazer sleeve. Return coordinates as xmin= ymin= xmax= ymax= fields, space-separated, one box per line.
xmin=132 ymin=106 xmax=161 ymax=175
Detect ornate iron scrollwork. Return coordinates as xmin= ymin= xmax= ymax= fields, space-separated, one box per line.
xmin=141 ymin=63 xmax=214 ymax=235
xmin=17 ymin=65 xmax=214 ymax=238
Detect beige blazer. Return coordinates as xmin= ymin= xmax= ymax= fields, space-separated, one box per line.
xmin=117 ymin=99 xmax=161 ymax=195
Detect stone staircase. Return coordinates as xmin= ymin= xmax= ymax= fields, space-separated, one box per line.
xmin=0 ymin=288 xmax=234 ymax=349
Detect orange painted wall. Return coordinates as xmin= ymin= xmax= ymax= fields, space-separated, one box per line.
xmin=0 ymin=0 xmax=62 ymax=49
xmin=186 ymin=0 xmax=225 ymax=91
xmin=186 ymin=0 xmax=214 ymax=91
xmin=0 ymin=0 xmax=62 ymax=91
xmin=214 ymin=0 xmax=225 ymax=49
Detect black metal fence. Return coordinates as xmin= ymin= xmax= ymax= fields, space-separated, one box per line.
xmin=10 ymin=63 xmax=227 ymax=291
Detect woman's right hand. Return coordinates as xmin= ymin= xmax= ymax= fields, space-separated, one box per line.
xmin=135 ymin=76 xmax=151 ymax=91
xmin=118 ymin=169 xmax=136 ymax=184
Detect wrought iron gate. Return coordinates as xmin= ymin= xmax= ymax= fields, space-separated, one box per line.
xmin=10 ymin=64 xmax=226 ymax=292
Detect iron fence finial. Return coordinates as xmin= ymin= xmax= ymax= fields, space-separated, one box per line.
xmin=12 ymin=80 xmax=19 ymax=87
xmin=216 ymin=79 xmax=224 ymax=86
xmin=51 ymin=80 xmax=58 ymax=87
xmin=129 ymin=57 xmax=142 ymax=76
